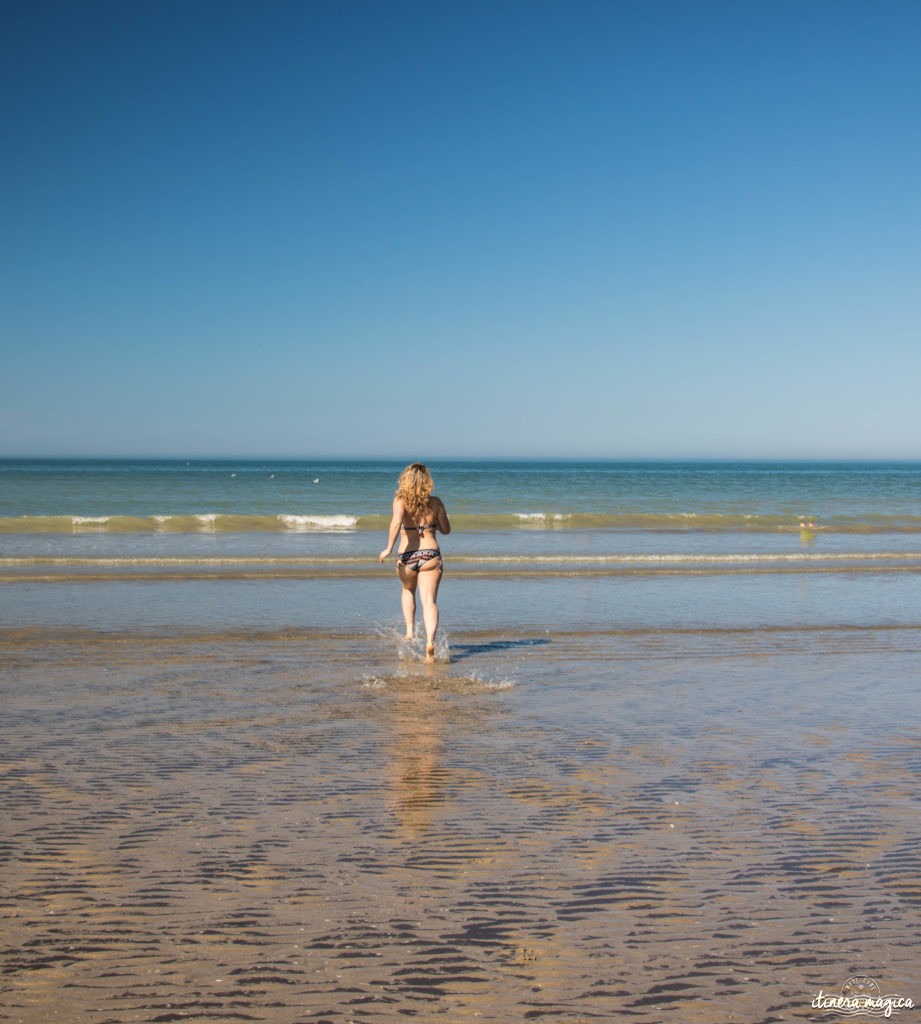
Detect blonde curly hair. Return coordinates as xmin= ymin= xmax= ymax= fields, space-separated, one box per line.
xmin=396 ymin=462 xmax=434 ymax=518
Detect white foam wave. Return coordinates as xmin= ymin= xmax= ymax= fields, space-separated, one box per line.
xmin=515 ymin=512 xmax=571 ymax=522
xmin=453 ymin=551 xmax=921 ymax=565
xmin=277 ymin=514 xmax=358 ymax=531
xmin=71 ymin=516 xmax=110 ymax=525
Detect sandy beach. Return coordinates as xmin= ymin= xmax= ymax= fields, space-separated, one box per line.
xmin=2 ymin=620 xmax=920 ymax=1023
xmin=4 ymin=460 xmax=921 ymax=1021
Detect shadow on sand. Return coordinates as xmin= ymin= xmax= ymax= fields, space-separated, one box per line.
xmin=447 ymin=637 xmax=551 ymax=662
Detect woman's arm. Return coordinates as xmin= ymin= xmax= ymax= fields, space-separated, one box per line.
xmin=435 ymin=496 xmax=451 ymax=535
xmin=379 ymin=498 xmax=405 ymax=562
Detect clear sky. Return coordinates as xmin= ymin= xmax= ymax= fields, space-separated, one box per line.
xmin=2 ymin=0 xmax=919 ymax=459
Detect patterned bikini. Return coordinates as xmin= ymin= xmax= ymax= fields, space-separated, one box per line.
xmin=397 ymin=523 xmax=441 ymax=572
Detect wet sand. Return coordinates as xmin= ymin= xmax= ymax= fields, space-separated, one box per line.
xmin=2 ymin=625 xmax=920 ymax=1023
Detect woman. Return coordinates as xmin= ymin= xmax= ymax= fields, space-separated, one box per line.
xmin=379 ymin=462 xmax=451 ymax=661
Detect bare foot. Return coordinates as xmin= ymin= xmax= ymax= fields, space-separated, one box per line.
xmin=404 ymin=634 xmax=414 ymax=642
xmin=424 ymin=644 xmax=435 ymax=663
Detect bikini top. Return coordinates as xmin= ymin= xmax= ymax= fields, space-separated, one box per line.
xmin=402 ymin=521 xmax=437 ymax=533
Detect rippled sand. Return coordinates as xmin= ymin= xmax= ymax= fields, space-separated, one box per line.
xmin=2 ymin=626 xmax=920 ymax=1022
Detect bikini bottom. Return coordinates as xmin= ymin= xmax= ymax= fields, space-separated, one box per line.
xmin=397 ymin=548 xmax=441 ymax=572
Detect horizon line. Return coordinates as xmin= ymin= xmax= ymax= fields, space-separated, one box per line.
xmin=2 ymin=453 xmax=920 ymax=464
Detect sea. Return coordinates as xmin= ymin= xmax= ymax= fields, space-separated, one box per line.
xmin=1 ymin=457 xmax=920 ymax=634
xmin=3 ymin=459 xmax=921 ymax=1021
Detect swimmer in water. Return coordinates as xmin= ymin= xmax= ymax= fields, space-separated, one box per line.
xmin=379 ymin=462 xmax=451 ymax=662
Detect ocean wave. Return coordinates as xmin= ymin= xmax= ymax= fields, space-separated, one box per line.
xmin=514 ymin=512 xmax=572 ymax=527
xmin=4 ymin=511 xmax=921 ymax=534
xmin=3 ymin=552 xmax=921 ymax=570
xmin=0 ymin=513 xmax=365 ymax=534
xmin=276 ymin=514 xmax=359 ymax=531
xmin=458 ymin=552 xmax=921 ymax=564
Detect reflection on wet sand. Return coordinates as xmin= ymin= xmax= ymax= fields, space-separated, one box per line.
xmin=388 ymin=668 xmax=445 ymax=836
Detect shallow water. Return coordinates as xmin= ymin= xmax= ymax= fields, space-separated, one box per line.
xmin=3 ymin=564 xmax=921 ymax=637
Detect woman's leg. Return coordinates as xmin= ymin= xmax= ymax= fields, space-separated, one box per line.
xmin=416 ymin=559 xmax=443 ymax=660
xmin=397 ymin=564 xmax=418 ymax=640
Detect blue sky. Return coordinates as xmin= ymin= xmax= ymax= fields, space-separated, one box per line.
xmin=2 ymin=0 xmax=919 ymax=459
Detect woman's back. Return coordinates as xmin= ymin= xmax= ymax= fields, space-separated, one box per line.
xmin=399 ymin=495 xmax=448 ymax=549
